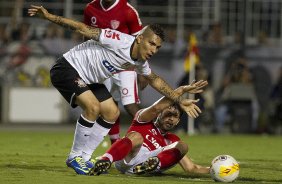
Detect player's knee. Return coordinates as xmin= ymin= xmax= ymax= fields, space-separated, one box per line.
xmin=176 ymin=141 xmax=188 ymax=156
xmin=104 ymin=106 xmax=120 ymax=122
xmin=113 ymin=106 xmax=120 ymax=120
xmin=84 ymin=102 xmax=101 ymax=119
xmin=126 ymin=131 xmax=143 ymax=147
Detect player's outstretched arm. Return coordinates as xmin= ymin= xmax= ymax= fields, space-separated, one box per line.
xmin=139 ymin=87 xmax=199 ymax=122
xmin=179 ymin=156 xmax=210 ymax=174
xmin=144 ymin=72 xmax=182 ymax=104
xmin=28 ymin=5 xmax=101 ymax=40
xmin=144 ymin=72 xmax=205 ymax=119
xmin=140 ymin=76 xmax=207 ymax=121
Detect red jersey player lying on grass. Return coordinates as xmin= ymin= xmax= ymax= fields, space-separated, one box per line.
xmin=92 ymin=80 xmax=210 ymax=175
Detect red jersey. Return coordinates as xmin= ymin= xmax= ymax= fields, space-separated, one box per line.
xmin=84 ymin=0 xmax=142 ymax=35
xmin=127 ymin=110 xmax=180 ymax=151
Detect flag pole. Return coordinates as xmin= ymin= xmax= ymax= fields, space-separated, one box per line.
xmin=183 ymin=33 xmax=198 ymax=135
xmin=187 ymin=51 xmax=196 ymax=135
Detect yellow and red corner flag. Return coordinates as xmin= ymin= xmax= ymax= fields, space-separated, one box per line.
xmin=183 ymin=33 xmax=200 ymax=72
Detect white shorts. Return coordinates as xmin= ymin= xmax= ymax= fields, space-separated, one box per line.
xmin=115 ymin=142 xmax=178 ymax=174
xmin=103 ymin=71 xmax=140 ymax=105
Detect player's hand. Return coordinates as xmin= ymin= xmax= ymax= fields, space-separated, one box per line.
xmin=28 ymin=5 xmax=49 ymax=19
xmin=179 ymin=99 xmax=201 ymax=118
xmin=183 ymin=80 xmax=208 ymax=94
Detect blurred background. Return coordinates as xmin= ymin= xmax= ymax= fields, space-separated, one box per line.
xmin=0 ymin=0 xmax=281 ymax=135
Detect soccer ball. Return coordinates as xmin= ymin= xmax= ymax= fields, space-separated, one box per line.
xmin=210 ymin=155 xmax=239 ymax=182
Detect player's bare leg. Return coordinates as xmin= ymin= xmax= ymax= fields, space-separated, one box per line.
xmin=81 ymin=97 xmax=119 ymax=161
xmin=67 ymin=90 xmax=101 ymax=175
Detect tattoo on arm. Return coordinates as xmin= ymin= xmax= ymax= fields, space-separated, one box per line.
xmin=147 ymin=73 xmax=180 ymax=103
xmin=49 ymin=14 xmax=101 ymax=40
xmin=52 ymin=15 xmax=75 ymax=30
xmin=85 ymin=25 xmax=101 ymax=40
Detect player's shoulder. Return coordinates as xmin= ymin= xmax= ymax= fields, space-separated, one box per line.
xmin=133 ymin=109 xmax=144 ymax=122
xmin=132 ymin=109 xmax=152 ymax=124
xmin=88 ymin=0 xmax=99 ymax=6
xmin=125 ymin=1 xmax=139 ymax=13
xmin=86 ymin=0 xmax=99 ymax=9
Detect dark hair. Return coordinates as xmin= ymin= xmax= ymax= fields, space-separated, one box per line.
xmin=148 ymin=24 xmax=165 ymax=41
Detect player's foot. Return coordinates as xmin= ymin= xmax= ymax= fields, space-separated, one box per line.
xmin=66 ymin=156 xmax=93 ymax=175
xmin=86 ymin=159 xmax=95 ymax=169
xmin=88 ymin=158 xmax=96 ymax=166
xmin=133 ymin=156 xmax=159 ymax=174
xmin=91 ymin=159 xmax=112 ymax=175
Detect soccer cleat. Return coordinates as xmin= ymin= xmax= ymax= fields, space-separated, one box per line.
xmin=66 ymin=156 xmax=93 ymax=175
xmin=133 ymin=156 xmax=159 ymax=174
xmin=88 ymin=158 xmax=96 ymax=166
xmin=91 ymin=159 xmax=112 ymax=175
xmin=86 ymin=159 xmax=95 ymax=170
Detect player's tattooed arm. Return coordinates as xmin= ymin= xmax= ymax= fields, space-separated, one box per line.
xmin=28 ymin=5 xmax=101 ymax=41
xmin=144 ymin=72 xmax=202 ymax=118
xmin=145 ymin=72 xmax=181 ymax=103
xmin=49 ymin=15 xmax=101 ymax=40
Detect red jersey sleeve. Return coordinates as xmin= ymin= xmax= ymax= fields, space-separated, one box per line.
xmin=125 ymin=3 xmax=143 ymax=35
xmin=164 ymin=133 xmax=180 ymax=144
xmin=133 ymin=109 xmax=151 ymax=124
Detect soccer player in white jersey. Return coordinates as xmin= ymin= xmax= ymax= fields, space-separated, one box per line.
xmin=84 ymin=0 xmax=147 ymax=145
xmin=28 ymin=5 xmax=202 ymax=175
xmin=92 ymin=80 xmax=210 ymax=175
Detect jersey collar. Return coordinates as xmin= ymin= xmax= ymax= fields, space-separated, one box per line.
xmin=100 ymin=0 xmax=120 ymax=11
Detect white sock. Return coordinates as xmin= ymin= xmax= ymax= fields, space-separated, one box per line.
xmin=68 ymin=115 xmax=94 ymax=160
xmin=82 ymin=119 xmax=113 ymax=161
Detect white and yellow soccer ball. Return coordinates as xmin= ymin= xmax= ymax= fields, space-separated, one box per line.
xmin=210 ymin=155 xmax=239 ymax=182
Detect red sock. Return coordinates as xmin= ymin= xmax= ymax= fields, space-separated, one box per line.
xmin=102 ymin=137 xmax=132 ymax=162
xmin=157 ymin=148 xmax=183 ymax=170
xmin=108 ymin=117 xmax=120 ymax=144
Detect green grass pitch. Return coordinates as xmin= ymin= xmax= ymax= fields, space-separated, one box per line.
xmin=0 ymin=130 xmax=281 ymax=184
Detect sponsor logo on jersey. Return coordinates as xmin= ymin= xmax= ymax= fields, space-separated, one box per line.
xmin=75 ymin=78 xmax=87 ymax=88
xmin=102 ymin=60 xmax=119 ymax=73
xmin=104 ymin=30 xmax=120 ymax=40
xmin=145 ymin=134 xmax=160 ymax=149
xmin=149 ymin=129 xmax=157 ymax=135
xmin=122 ymin=88 xmax=128 ymax=95
xmin=90 ymin=16 xmax=97 ymax=26
xmin=110 ymin=20 xmax=120 ymax=29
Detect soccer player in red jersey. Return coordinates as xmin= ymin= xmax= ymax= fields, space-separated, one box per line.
xmin=84 ymin=0 xmax=146 ymax=145
xmin=93 ymin=80 xmax=210 ymax=175
xmin=84 ymin=0 xmax=142 ymax=34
